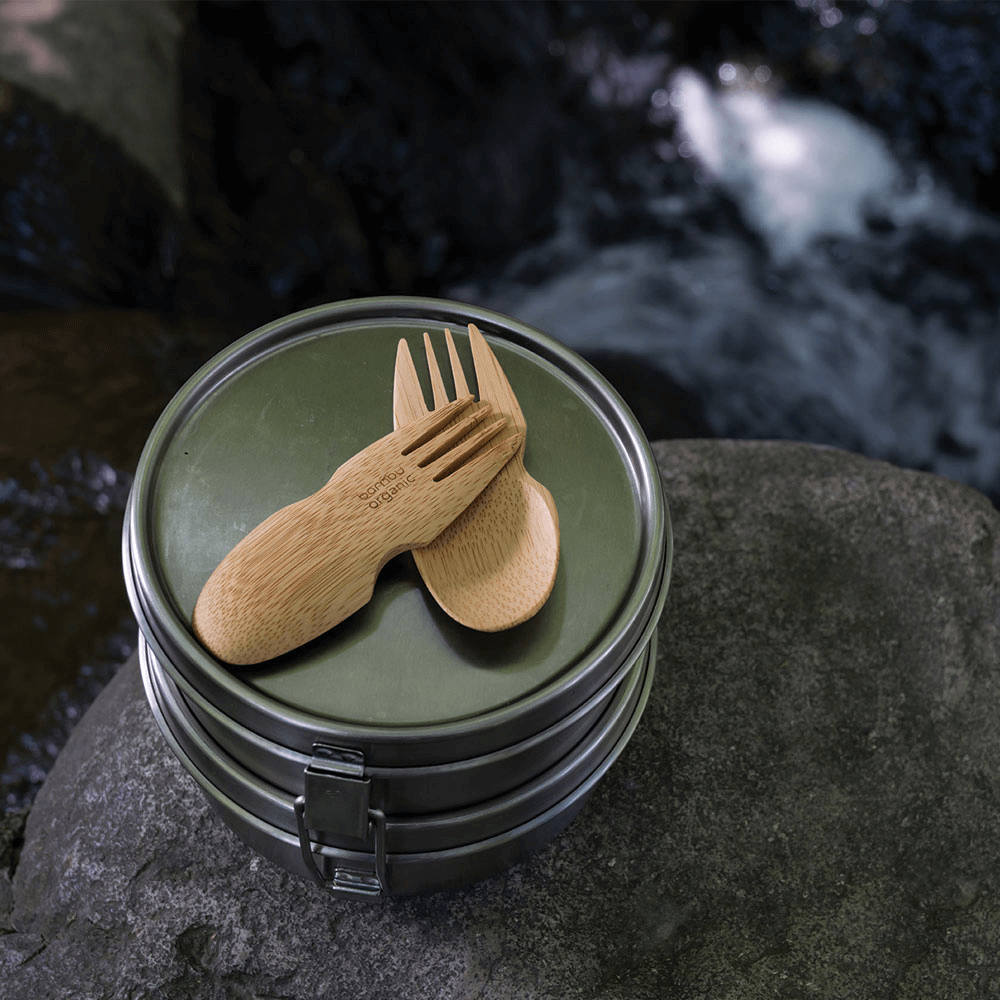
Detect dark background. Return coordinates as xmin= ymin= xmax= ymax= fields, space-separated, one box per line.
xmin=3 ymin=0 xmax=999 ymax=810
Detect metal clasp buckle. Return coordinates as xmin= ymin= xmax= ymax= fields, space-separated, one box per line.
xmin=293 ymin=744 xmax=388 ymax=897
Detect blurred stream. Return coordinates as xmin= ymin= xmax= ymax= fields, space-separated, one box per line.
xmin=451 ymin=75 xmax=1000 ymax=498
xmin=3 ymin=0 xmax=999 ymax=809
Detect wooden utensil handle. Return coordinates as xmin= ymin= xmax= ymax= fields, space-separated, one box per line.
xmin=192 ymin=485 xmax=393 ymax=665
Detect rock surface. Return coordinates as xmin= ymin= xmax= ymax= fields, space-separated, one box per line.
xmin=0 ymin=0 xmax=184 ymax=208
xmin=4 ymin=440 xmax=1000 ymax=999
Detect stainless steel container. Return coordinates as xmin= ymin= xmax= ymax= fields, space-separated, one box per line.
xmin=124 ymin=297 xmax=671 ymax=897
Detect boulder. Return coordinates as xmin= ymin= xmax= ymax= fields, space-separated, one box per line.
xmin=0 ymin=0 xmax=185 ymax=209
xmin=3 ymin=440 xmax=999 ymax=998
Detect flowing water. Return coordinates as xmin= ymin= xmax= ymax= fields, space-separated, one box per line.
xmin=450 ymin=53 xmax=1000 ymax=505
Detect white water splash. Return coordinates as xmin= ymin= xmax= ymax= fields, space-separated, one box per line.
xmin=672 ymin=68 xmax=899 ymax=261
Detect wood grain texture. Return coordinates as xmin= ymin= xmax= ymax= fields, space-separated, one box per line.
xmin=393 ymin=324 xmax=560 ymax=632
xmin=192 ymin=396 xmax=521 ymax=665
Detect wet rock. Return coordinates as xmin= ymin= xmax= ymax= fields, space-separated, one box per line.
xmin=4 ymin=441 xmax=1000 ymax=998
xmin=0 ymin=0 xmax=185 ymax=209
xmin=0 ymin=808 xmax=26 ymax=933
xmin=178 ymin=0 xmax=565 ymax=322
xmin=0 ymin=82 xmax=183 ymax=312
xmin=0 ymin=310 xmax=238 ymax=807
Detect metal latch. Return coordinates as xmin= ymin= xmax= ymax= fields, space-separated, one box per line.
xmin=293 ymin=744 xmax=388 ymax=897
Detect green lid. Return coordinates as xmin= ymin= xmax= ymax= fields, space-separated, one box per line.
xmin=139 ymin=301 xmax=652 ymax=728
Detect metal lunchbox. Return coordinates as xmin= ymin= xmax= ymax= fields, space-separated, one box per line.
xmin=123 ymin=296 xmax=671 ymax=897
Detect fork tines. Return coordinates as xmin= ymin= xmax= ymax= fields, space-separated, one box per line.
xmin=398 ymin=393 xmax=514 ymax=484
xmin=399 ymin=394 xmax=476 ymax=453
xmin=427 ymin=412 xmax=511 ymax=482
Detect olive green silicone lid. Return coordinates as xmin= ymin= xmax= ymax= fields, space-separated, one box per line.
xmin=142 ymin=306 xmax=646 ymax=727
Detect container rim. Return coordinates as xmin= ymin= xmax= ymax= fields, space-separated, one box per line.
xmin=138 ymin=631 xmax=656 ymax=895
xmin=140 ymin=633 xmax=649 ymax=848
xmin=156 ymin=621 xmax=629 ymax=781
xmin=127 ymin=296 xmax=670 ymax=747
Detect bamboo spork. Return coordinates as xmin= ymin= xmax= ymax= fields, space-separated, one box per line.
xmin=193 ymin=396 xmax=520 ymax=665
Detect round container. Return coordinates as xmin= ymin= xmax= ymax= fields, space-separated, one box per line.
xmin=139 ymin=635 xmax=655 ymax=895
xmin=124 ymin=296 xmax=671 ymax=896
xmin=141 ymin=632 xmax=653 ymax=854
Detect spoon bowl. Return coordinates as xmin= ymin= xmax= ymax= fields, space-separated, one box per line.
xmin=393 ymin=324 xmax=560 ymax=631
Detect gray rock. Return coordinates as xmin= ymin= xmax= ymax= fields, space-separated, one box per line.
xmin=4 ymin=440 xmax=999 ymax=999
xmin=0 ymin=808 xmax=26 ymax=934
xmin=0 ymin=1 xmax=184 ymax=208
